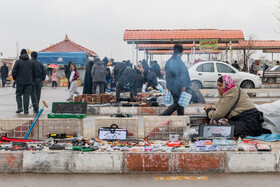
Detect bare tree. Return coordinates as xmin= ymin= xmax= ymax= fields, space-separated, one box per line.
xmin=235 ymin=33 xmax=257 ymax=72
xmin=272 ymin=1 xmax=280 ymax=33
xmin=211 ymin=51 xmax=227 ymax=61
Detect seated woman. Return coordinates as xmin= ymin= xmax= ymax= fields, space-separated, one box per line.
xmin=204 ymin=75 xmax=264 ymax=137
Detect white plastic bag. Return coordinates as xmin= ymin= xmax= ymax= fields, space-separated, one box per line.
xmin=178 ymin=92 xmax=192 ymax=107
xmin=164 ymin=91 xmax=173 ymax=106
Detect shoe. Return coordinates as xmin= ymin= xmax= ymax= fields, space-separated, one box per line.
xmin=16 ymin=109 xmax=23 ymax=114
xmin=66 ymin=98 xmax=73 ymax=102
xmin=33 ymin=110 xmax=39 ymax=114
xmin=24 ymin=111 xmax=29 ymax=114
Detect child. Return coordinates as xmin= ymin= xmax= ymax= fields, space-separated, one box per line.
xmin=66 ymin=63 xmax=80 ymax=102
xmin=52 ymin=69 xmax=58 ymax=88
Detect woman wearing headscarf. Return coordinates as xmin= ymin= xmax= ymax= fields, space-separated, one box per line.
xmin=82 ymin=60 xmax=94 ymax=94
xmin=204 ymin=75 xmax=264 ymax=137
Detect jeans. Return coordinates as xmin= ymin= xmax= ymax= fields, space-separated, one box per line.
xmin=1 ymin=77 xmax=7 ymax=87
xmin=92 ymin=82 xmax=105 ymax=94
xmin=16 ymin=84 xmax=32 ymax=113
xmin=161 ymin=91 xmax=184 ymax=116
xmin=69 ymin=80 xmax=79 ymax=98
xmin=31 ymin=78 xmax=43 ymax=112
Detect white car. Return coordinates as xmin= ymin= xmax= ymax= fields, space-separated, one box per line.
xmin=188 ymin=61 xmax=262 ymax=89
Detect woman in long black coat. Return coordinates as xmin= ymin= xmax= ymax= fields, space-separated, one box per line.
xmin=82 ymin=60 xmax=94 ymax=94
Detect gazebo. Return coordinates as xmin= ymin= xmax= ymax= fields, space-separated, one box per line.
xmin=39 ymin=35 xmax=98 ymax=66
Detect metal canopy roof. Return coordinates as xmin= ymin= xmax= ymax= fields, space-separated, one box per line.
xmin=147 ymin=50 xmax=222 ymax=55
xmin=124 ymin=29 xmax=244 ymax=44
xmin=136 ymin=40 xmax=280 ymax=51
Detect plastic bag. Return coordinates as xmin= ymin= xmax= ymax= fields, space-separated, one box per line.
xmin=183 ymin=127 xmax=199 ymax=140
xmin=178 ymin=92 xmax=192 ymax=107
xmin=164 ymin=91 xmax=173 ymax=106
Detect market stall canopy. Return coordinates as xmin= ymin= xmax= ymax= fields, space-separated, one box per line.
xmin=147 ymin=50 xmax=222 ymax=55
xmin=38 ymin=52 xmax=87 ymax=66
xmin=123 ymin=29 xmax=244 ymax=44
xmin=40 ymin=35 xmax=98 ymax=57
xmin=263 ymin=49 xmax=280 ymax=53
xmin=137 ymin=40 xmax=280 ymax=51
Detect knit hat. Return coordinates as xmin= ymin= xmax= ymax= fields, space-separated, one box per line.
xmin=31 ymin=51 xmax=38 ymax=59
xmin=20 ymin=49 xmax=27 ymax=55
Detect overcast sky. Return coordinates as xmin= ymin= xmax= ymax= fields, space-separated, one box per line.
xmin=0 ymin=0 xmax=279 ymax=62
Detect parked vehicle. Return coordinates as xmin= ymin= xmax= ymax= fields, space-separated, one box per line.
xmin=261 ymin=65 xmax=280 ymax=83
xmin=188 ymin=61 xmax=262 ymax=89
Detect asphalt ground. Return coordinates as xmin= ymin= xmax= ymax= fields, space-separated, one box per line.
xmin=0 ymin=173 xmax=279 ymax=187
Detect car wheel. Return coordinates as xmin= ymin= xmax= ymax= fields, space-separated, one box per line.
xmin=241 ymin=80 xmax=254 ymax=89
xmin=267 ymin=78 xmax=276 ymax=83
xmin=191 ymin=80 xmax=202 ymax=89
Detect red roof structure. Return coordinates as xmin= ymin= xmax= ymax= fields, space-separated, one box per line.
xmin=137 ymin=40 xmax=280 ymax=51
xmin=148 ymin=50 xmax=222 ymax=55
xmin=124 ymin=29 xmax=244 ymax=44
xmin=40 ymin=35 xmax=98 ymax=57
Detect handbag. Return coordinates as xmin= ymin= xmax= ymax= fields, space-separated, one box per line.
xmin=178 ymin=92 xmax=192 ymax=107
xmin=164 ymin=91 xmax=173 ymax=106
xmin=98 ymin=124 xmax=127 ymax=140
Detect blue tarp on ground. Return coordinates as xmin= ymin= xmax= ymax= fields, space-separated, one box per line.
xmin=38 ymin=52 xmax=87 ymax=66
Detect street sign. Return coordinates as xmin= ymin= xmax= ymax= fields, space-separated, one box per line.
xmin=200 ymin=40 xmax=218 ymax=51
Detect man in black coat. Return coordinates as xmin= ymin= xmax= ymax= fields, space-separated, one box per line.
xmin=12 ymin=49 xmax=34 ymax=114
xmin=150 ymin=60 xmax=161 ymax=78
xmin=116 ymin=62 xmax=137 ymax=102
xmin=30 ymin=52 xmax=46 ymax=113
xmin=0 ymin=63 xmax=9 ymax=87
xmin=161 ymin=44 xmax=191 ymax=116
xmin=232 ymin=60 xmax=241 ymax=70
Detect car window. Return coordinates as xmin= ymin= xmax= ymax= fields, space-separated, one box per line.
xmin=217 ymin=63 xmax=235 ymax=73
xmin=196 ymin=63 xmax=214 ymax=72
xmin=276 ymin=67 xmax=280 ymax=71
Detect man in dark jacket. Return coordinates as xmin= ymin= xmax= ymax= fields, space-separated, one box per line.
xmin=12 ymin=49 xmax=34 ymax=114
xmin=113 ymin=61 xmax=126 ymax=84
xmin=116 ymin=62 xmax=137 ymax=102
xmin=161 ymin=44 xmax=191 ymax=116
xmin=91 ymin=58 xmax=107 ymax=94
xmin=147 ymin=68 xmax=158 ymax=89
xmin=150 ymin=60 xmax=161 ymax=78
xmin=0 ymin=63 xmax=9 ymax=87
xmin=232 ymin=60 xmax=240 ymax=70
xmin=30 ymin=52 xmax=46 ymax=113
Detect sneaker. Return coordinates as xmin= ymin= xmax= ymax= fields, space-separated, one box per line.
xmin=24 ymin=111 xmax=29 ymax=114
xmin=33 ymin=110 xmax=39 ymax=114
xmin=66 ymin=98 xmax=73 ymax=102
xmin=16 ymin=109 xmax=23 ymax=114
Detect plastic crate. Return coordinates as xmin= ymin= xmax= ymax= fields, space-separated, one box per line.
xmin=38 ymin=119 xmax=84 ymax=139
xmin=0 ymin=119 xmax=39 ymax=139
xmin=144 ymin=116 xmax=190 ymax=140
xmin=95 ymin=117 xmax=138 ymax=138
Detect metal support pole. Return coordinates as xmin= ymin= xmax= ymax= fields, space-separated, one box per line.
xmin=272 ymin=53 xmax=274 ymax=66
xmin=193 ymin=41 xmax=196 ymax=62
xmin=226 ymin=43 xmax=228 ymax=62
xmin=243 ymin=49 xmax=246 ymax=72
xmin=146 ymin=50 xmax=148 ymax=62
xmin=136 ymin=48 xmax=139 ymax=65
xmin=229 ymin=41 xmax=232 ymax=65
xmin=132 ymin=42 xmax=135 ymax=67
